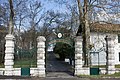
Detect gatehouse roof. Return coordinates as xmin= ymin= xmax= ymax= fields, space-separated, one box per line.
xmin=77 ymin=23 xmax=120 ymax=36
xmin=90 ymin=23 xmax=120 ymax=33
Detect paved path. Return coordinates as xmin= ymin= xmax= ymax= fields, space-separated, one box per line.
xmin=0 ymin=76 xmax=120 ymax=80
xmin=46 ymin=52 xmax=74 ymax=77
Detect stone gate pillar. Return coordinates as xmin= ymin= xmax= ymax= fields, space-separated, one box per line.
xmin=4 ymin=34 xmax=15 ymax=76
xmin=106 ymin=36 xmax=115 ymax=74
xmin=37 ymin=36 xmax=46 ymax=77
xmin=75 ymin=36 xmax=83 ymax=76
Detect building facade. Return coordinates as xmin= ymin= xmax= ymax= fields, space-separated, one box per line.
xmin=89 ymin=23 xmax=120 ymax=65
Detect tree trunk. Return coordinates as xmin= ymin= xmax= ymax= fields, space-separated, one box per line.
xmin=83 ymin=0 xmax=90 ymax=67
xmin=77 ymin=0 xmax=90 ymax=67
xmin=9 ymin=0 xmax=14 ymax=34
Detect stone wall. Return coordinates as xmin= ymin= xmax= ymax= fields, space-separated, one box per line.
xmin=74 ymin=36 xmax=90 ymax=75
xmin=37 ymin=36 xmax=46 ymax=77
xmin=106 ymin=35 xmax=115 ymax=74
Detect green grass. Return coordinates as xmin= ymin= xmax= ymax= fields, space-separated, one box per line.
xmin=105 ymin=72 xmax=120 ymax=77
xmin=91 ymin=65 xmax=120 ymax=68
xmin=0 ymin=63 xmax=4 ymax=68
xmin=90 ymin=65 xmax=106 ymax=68
xmin=79 ymin=72 xmax=120 ymax=78
xmin=79 ymin=75 xmax=102 ymax=78
xmin=0 ymin=59 xmax=37 ymax=68
xmin=14 ymin=59 xmax=37 ymax=68
xmin=115 ymin=65 xmax=120 ymax=68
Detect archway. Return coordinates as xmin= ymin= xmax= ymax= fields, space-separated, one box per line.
xmin=46 ymin=38 xmax=75 ymax=77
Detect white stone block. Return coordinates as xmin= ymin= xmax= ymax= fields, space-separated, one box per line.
xmin=75 ymin=65 xmax=82 ymax=68
xmin=37 ymin=36 xmax=46 ymax=42
xmin=82 ymin=68 xmax=90 ymax=75
xmin=4 ymin=60 xmax=14 ymax=65
xmin=37 ymin=54 xmax=45 ymax=59
xmin=75 ymin=51 xmax=82 ymax=55
xmin=37 ymin=65 xmax=45 ymax=69
xmin=108 ymin=50 xmax=114 ymax=54
xmin=5 ymin=54 xmax=14 ymax=57
xmin=5 ymin=49 xmax=14 ymax=53
xmin=37 ymin=59 xmax=45 ymax=62
xmin=108 ymin=70 xmax=115 ymax=74
xmin=108 ymin=66 xmax=115 ymax=69
xmin=76 ymin=53 xmax=82 ymax=57
xmin=108 ymin=60 xmax=115 ymax=65
xmin=5 ymin=55 xmax=14 ymax=60
xmin=37 ymin=48 xmax=45 ymax=51
xmin=0 ymin=71 xmax=4 ymax=75
xmin=75 ymin=45 xmax=82 ymax=48
xmin=30 ymin=68 xmax=39 ymax=76
xmin=5 ymin=41 xmax=14 ymax=47
xmin=75 ymin=67 xmax=90 ymax=75
xmin=37 ymin=42 xmax=45 ymax=48
xmin=37 ymin=60 xmax=45 ymax=65
xmin=13 ymin=68 xmax=21 ymax=76
xmin=4 ymin=70 xmax=13 ymax=76
xmin=75 ymin=60 xmax=82 ymax=65
xmin=99 ymin=68 xmax=106 ymax=74
xmin=5 ymin=66 xmax=13 ymax=69
xmin=38 ymin=69 xmax=45 ymax=77
xmin=75 ymin=42 xmax=82 ymax=45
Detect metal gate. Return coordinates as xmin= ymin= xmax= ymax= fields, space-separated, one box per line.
xmin=14 ymin=30 xmax=38 ymax=68
xmin=14 ymin=47 xmax=37 ymax=68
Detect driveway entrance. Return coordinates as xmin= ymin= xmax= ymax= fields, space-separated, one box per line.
xmin=46 ymin=51 xmax=74 ymax=77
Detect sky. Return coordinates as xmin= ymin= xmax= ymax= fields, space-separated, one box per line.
xmin=0 ymin=0 xmax=119 ymax=29
xmin=0 ymin=0 xmax=68 ymax=12
xmin=0 ymin=0 xmax=72 ymax=30
xmin=0 ymin=0 xmax=74 ymax=13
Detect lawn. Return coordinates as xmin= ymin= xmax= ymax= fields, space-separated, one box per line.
xmin=14 ymin=59 xmax=37 ymax=68
xmin=115 ymin=65 xmax=120 ymax=68
xmin=0 ymin=64 xmax=4 ymax=68
xmin=79 ymin=72 xmax=120 ymax=78
xmin=90 ymin=65 xmax=106 ymax=68
xmin=0 ymin=59 xmax=37 ymax=68
xmin=91 ymin=64 xmax=120 ymax=68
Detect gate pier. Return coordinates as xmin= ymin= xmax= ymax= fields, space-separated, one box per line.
xmin=4 ymin=34 xmax=15 ymax=76
xmin=37 ymin=36 xmax=46 ymax=77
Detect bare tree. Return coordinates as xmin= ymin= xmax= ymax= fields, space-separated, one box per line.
xmin=26 ymin=0 xmax=44 ymax=48
xmin=8 ymin=0 xmax=14 ymax=34
xmin=76 ymin=0 xmax=90 ymax=66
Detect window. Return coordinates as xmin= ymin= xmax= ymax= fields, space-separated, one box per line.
xmin=118 ymin=35 xmax=120 ymax=43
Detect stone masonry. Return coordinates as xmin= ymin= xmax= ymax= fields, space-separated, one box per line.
xmin=4 ymin=34 xmax=15 ymax=76
xmin=37 ymin=36 xmax=46 ymax=77
xmin=107 ymin=35 xmax=115 ymax=74
xmin=74 ymin=36 xmax=83 ymax=76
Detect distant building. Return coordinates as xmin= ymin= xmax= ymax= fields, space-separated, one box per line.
xmin=77 ymin=23 xmax=120 ymax=65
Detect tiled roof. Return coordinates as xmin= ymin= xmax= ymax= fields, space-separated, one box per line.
xmin=90 ymin=23 xmax=120 ymax=33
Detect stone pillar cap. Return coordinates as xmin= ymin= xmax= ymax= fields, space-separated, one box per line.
xmin=5 ymin=34 xmax=15 ymax=40
xmin=75 ymin=36 xmax=83 ymax=41
xmin=37 ymin=36 xmax=46 ymax=42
